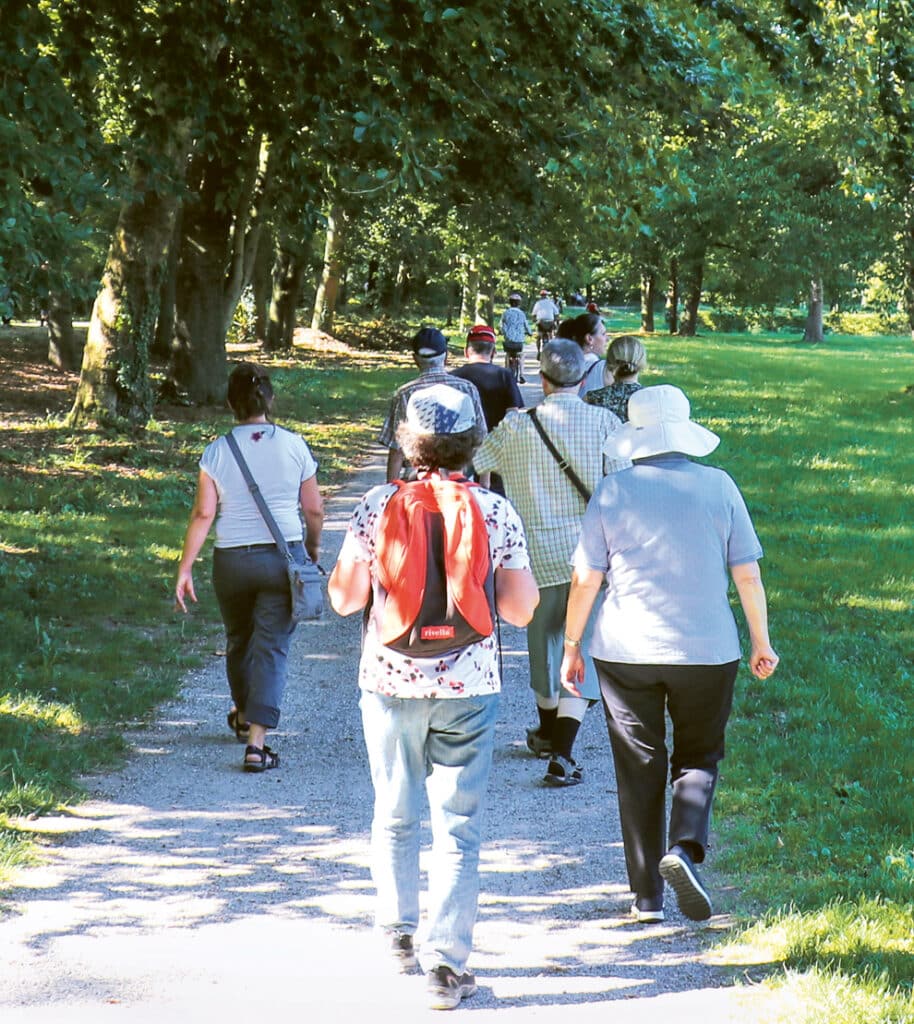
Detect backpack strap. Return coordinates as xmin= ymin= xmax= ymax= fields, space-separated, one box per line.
xmin=526 ymin=408 xmax=592 ymax=503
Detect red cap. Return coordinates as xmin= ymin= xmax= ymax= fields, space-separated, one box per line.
xmin=467 ymin=324 xmax=497 ymax=344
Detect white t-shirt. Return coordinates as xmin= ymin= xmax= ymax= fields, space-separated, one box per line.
xmin=531 ymin=298 xmax=559 ymax=322
xmin=578 ymin=353 xmax=603 ymax=397
xmin=338 ymin=483 xmax=531 ymax=698
xmin=200 ymin=423 xmax=318 ymax=548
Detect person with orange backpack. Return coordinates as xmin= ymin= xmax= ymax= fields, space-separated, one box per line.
xmin=329 ymin=383 xmax=538 ymax=1010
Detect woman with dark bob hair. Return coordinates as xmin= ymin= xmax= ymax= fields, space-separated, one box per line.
xmin=175 ymin=361 xmax=324 ymax=772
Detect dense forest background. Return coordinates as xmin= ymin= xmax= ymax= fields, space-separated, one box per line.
xmin=3 ymin=0 xmax=914 ymax=427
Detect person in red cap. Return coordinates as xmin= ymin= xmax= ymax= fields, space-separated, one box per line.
xmin=450 ymin=324 xmax=525 ymax=496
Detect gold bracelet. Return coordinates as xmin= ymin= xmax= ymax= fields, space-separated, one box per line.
xmin=563 ymin=634 xmax=582 ymax=647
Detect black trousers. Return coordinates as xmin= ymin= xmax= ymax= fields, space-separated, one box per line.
xmin=594 ymin=659 xmax=738 ymax=901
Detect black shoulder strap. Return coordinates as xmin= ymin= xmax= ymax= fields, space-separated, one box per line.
xmin=527 ymin=408 xmax=592 ymax=503
xmin=224 ymin=431 xmax=294 ymax=565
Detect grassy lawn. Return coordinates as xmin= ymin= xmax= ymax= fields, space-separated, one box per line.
xmin=1 ymin=320 xmax=913 ymax=1021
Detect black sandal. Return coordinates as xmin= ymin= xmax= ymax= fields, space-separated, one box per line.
xmin=243 ymin=744 xmax=280 ymax=773
xmin=227 ymin=709 xmax=250 ymax=741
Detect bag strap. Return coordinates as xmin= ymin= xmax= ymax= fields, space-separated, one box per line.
xmin=224 ymin=431 xmax=295 ymax=565
xmin=526 ymin=408 xmax=592 ymax=503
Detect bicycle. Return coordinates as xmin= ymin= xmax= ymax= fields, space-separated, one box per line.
xmin=535 ymin=319 xmax=555 ymax=358
xmin=505 ymin=345 xmax=524 ymax=384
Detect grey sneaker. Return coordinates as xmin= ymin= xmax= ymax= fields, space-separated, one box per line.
xmin=426 ymin=965 xmax=477 ymax=1010
xmin=525 ymin=727 xmax=553 ymax=758
xmin=659 ymin=844 xmax=712 ymax=921
xmin=388 ymin=931 xmax=418 ymax=973
xmin=543 ymin=755 xmax=582 ymax=787
xmin=630 ymin=895 xmax=665 ymax=923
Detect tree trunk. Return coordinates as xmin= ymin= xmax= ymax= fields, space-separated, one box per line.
xmin=152 ymin=202 xmax=182 ymax=360
xmin=679 ymin=261 xmax=704 ymax=337
xmin=459 ymin=259 xmax=479 ymax=334
xmin=251 ymin=231 xmax=273 ymax=343
xmin=46 ymin=290 xmax=80 ymax=370
xmin=311 ymin=205 xmax=346 ymax=333
xmin=640 ymin=271 xmax=656 ymax=333
xmin=483 ymin=273 xmax=495 ymax=325
xmin=170 ymin=204 xmax=231 ymax=404
xmin=390 ymin=259 xmax=409 ymax=317
xmin=666 ymin=258 xmax=679 ymax=336
xmin=365 ymin=257 xmax=378 ymax=301
xmin=265 ymin=247 xmax=306 ymax=351
xmin=803 ymin=277 xmax=825 ymax=343
xmin=68 ymin=181 xmax=180 ymax=427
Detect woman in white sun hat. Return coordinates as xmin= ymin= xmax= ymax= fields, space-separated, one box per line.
xmin=560 ymin=384 xmax=778 ymax=925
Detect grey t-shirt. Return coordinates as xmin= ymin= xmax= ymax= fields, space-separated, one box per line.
xmin=200 ymin=424 xmax=318 ymax=548
xmin=573 ymin=453 xmax=762 ymax=665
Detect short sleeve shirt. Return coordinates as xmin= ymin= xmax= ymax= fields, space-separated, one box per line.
xmin=338 ymin=483 xmax=531 ymax=698
xmin=500 ymin=306 xmax=529 ymax=345
xmin=473 ymin=393 xmax=623 ymax=587
xmin=450 ymin=362 xmax=524 ymax=430
xmin=573 ymin=454 xmax=763 ymax=664
xmin=377 ymin=369 xmax=488 ymax=451
xmin=200 ymin=424 xmax=318 ymax=547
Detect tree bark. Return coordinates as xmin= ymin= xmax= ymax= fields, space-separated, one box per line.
xmin=666 ymin=258 xmax=679 ymax=336
xmin=251 ymin=231 xmax=274 ymax=344
xmin=459 ymin=259 xmax=479 ymax=335
xmin=640 ymin=271 xmax=656 ymax=333
xmin=311 ymin=206 xmax=347 ymax=333
xmin=679 ymin=260 xmax=704 ymax=337
xmin=483 ymin=273 xmax=495 ymax=325
xmin=68 ymin=180 xmax=180 ymax=427
xmin=803 ymin=277 xmax=825 ymax=343
xmin=46 ymin=290 xmax=80 ymax=370
xmin=152 ymin=202 xmax=182 ymax=360
xmin=265 ymin=247 xmax=306 ymax=351
xmin=390 ymin=259 xmax=409 ymax=317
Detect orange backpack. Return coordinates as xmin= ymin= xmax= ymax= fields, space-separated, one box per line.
xmin=375 ymin=476 xmax=495 ymax=658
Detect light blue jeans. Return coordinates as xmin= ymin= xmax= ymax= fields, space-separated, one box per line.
xmin=359 ymin=690 xmax=500 ymax=974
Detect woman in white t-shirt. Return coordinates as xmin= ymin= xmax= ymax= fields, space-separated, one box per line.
xmin=175 ymin=362 xmax=324 ymax=773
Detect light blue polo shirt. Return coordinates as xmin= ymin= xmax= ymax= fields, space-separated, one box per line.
xmin=573 ymin=454 xmax=763 ymax=665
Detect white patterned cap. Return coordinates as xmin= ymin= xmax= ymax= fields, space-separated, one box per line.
xmin=405 ymin=384 xmax=476 ymax=435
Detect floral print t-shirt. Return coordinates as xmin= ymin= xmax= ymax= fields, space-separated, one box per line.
xmin=339 ymin=482 xmax=531 ymax=699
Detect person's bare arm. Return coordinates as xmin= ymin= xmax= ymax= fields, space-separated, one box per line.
xmin=175 ymin=470 xmax=218 ymax=612
xmin=494 ymin=566 xmax=539 ymax=626
xmin=731 ymin=560 xmax=779 ymax=679
xmin=299 ymin=474 xmax=324 ymax=563
xmin=328 ymin=557 xmax=372 ymax=616
xmin=386 ymin=448 xmax=404 ymax=482
xmin=560 ymin=565 xmax=604 ymax=695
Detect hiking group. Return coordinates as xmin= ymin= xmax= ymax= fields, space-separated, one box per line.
xmin=175 ymin=306 xmax=779 ymax=1011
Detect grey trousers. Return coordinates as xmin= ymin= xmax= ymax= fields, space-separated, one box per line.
xmin=526 ymin=582 xmax=600 ymax=701
xmin=594 ymin=659 xmax=738 ymax=901
xmin=212 ymin=542 xmax=300 ymax=729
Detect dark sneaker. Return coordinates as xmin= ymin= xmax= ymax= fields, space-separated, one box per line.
xmin=525 ymin=727 xmax=553 ymax=758
xmin=543 ymin=755 xmax=583 ymax=787
xmin=388 ymin=930 xmax=418 ymax=973
xmin=426 ymin=965 xmax=477 ymax=1010
xmin=519 ymin=376 xmax=526 ymax=383
xmin=630 ymin=895 xmax=665 ymax=923
xmin=659 ymin=844 xmax=713 ymax=921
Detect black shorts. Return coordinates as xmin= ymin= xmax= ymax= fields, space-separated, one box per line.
xmin=503 ymin=342 xmax=523 ymax=354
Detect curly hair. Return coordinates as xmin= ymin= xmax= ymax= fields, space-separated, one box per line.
xmin=395 ymin=422 xmax=484 ymax=472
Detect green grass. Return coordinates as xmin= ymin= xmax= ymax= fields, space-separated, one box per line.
xmin=635 ymin=331 xmax=914 ymax=1022
xmin=0 ymin=339 xmax=414 ymax=874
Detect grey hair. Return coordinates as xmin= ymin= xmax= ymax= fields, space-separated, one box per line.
xmin=540 ymin=337 xmax=586 ymax=387
xmin=415 ymin=352 xmax=447 ymax=371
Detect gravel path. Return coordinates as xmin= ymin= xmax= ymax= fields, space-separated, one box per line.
xmin=0 ymin=376 xmax=767 ymax=1022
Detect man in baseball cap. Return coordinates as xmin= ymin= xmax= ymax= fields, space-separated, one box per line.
xmin=377 ymin=325 xmax=488 ymax=482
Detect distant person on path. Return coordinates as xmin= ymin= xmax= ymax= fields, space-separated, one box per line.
xmin=174 ymin=362 xmax=324 ymax=772
xmin=585 ymin=300 xmax=600 ymax=315
xmin=530 ymin=290 xmax=560 ymax=357
xmin=557 ymin=312 xmax=609 ymax=397
xmin=561 ymin=385 xmax=778 ymax=923
xmin=499 ymin=292 xmax=532 ymax=381
xmin=473 ymin=339 xmax=625 ymax=788
xmin=329 ymin=384 xmax=538 ymax=1011
xmin=451 ymin=323 xmax=524 ymax=495
xmin=584 ymin=334 xmax=647 ymax=421
xmin=378 ymin=326 xmax=487 ymax=483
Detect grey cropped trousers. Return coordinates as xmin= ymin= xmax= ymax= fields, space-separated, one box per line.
xmin=212 ymin=542 xmax=300 ymax=729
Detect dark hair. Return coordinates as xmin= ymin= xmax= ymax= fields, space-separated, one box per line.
xmin=227 ymin=361 xmax=274 ymax=421
xmin=395 ymin=423 xmax=484 ymax=472
xmin=556 ymin=313 xmax=601 ymax=348
xmin=466 ymin=337 xmax=496 ymax=357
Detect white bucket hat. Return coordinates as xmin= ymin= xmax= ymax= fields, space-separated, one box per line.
xmin=405 ymin=384 xmax=476 ymax=435
xmin=605 ymin=385 xmax=720 ymax=460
